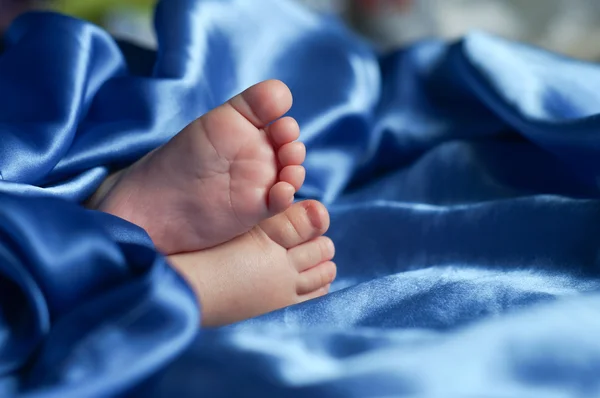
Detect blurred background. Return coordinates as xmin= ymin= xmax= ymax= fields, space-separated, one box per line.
xmin=3 ymin=0 xmax=600 ymax=60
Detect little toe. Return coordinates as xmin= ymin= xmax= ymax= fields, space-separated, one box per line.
xmin=298 ymin=284 xmax=330 ymax=302
xmin=229 ymin=80 xmax=293 ymax=128
xmin=279 ymin=165 xmax=305 ymax=191
xmin=266 ymin=116 xmax=300 ymax=148
xmin=296 ymin=261 xmax=337 ymax=296
xmin=289 ymin=236 xmax=335 ymax=272
xmin=278 ymin=141 xmax=306 ymax=166
xmin=268 ymin=181 xmax=295 ymax=214
xmin=260 ymin=200 xmax=330 ymax=249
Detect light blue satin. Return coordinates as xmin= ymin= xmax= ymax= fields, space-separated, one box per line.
xmin=1 ymin=0 xmax=600 ymax=397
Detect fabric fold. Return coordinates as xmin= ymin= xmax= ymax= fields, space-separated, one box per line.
xmin=0 ymin=0 xmax=600 ymax=397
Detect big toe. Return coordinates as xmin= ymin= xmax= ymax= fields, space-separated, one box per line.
xmin=260 ymin=200 xmax=330 ymax=249
xmin=230 ymin=79 xmax=293 ymax=128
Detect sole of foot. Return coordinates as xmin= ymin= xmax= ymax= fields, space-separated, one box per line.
xmin=95 ymin=79 xmax=306 ymax=255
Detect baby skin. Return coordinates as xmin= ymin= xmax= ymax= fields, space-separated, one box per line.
xmin=91 ymin=80 xmax=307 ymax=254
xmin=170 ymin=200 xmax=336 ymax=327
xmin=92 ymin=80 xmax=337 ymax=327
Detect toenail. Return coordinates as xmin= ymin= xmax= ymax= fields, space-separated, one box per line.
xmin=329 ymin=264 xmax=337 ymax=281
xmin=327 ymin=271 xmax=336 ymax=283
xmin=306 ymin=204 xmax=323 ymax=229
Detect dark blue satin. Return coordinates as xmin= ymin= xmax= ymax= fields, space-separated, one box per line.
xmin=2 ymin=0 xmax=600 ymax=397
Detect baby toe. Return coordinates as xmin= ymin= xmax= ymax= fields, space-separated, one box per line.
xmin=229 ymin=79 xmax=293 ymax=128
xmin=289 ymin=236 xmax=335 ymax=272
xmin=266 ymin=116 xmax=300 ymax=148
xmin=268 ymin=182 xmax=295 ymax=214
xmin=260 ymin=200 xmax=330 ymax=249
xmin=278 ymin=141 xmax=306 ymax=167
xmin=279 ymin=165 xmax=305 ymax=191
xmin=298 ymin=284 xmax=330 ymax=302
xmin=296 ymin=261 xmax=337 ymax=296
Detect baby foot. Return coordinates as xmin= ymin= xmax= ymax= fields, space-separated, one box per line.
xmin=168 ymin=200 xmax=337 ymax=327
xmin=94 ymin=80 xmax=306 ymax=254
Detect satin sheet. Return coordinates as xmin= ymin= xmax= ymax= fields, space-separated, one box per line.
xmin=1 ymin=0 xmax=600 ymax=397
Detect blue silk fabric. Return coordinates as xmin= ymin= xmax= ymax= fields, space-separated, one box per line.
xmin=1 ymin=0 xmax=600 ymax=397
